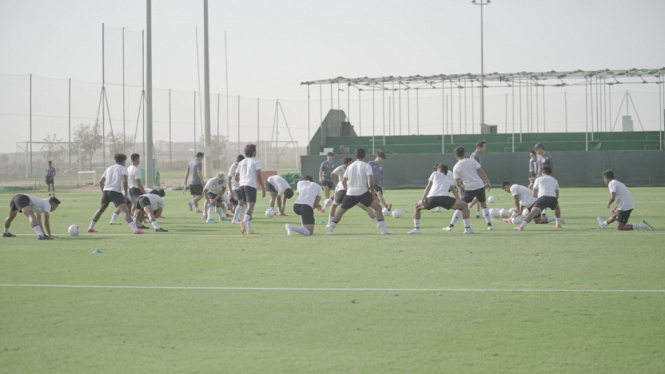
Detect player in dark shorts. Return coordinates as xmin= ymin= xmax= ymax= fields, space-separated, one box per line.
xmin=408 ymin=164 xmax=477 ymax=234
xmin=4 ymin=194 xmax=60 ymax=239
xmin=45 ymin=160 xmax=56 ymax=196
xmin=319 ymin=152 xmax=336 ymax=201
xmin=284 ymin=175 xmax=324 ymax=236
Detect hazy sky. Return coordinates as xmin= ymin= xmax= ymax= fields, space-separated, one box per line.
xmin=1 ymin=0 xmax=664 ymax=154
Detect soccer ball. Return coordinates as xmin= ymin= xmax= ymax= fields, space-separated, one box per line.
xmin=489 ymin=208 xmax=501 ymax=218
xmin=487 ymin=196 xmax=497 ymax=203
xmin=382 ymin=208 xmax=389 ymax=216
xmin=522 ymin=208 xmax=530 ymax=218
xmin=68 ymin=225 xmax=80 ymax=236
xmin=512 ymin=216 xmax=523 ymax=224
xmin=323 ymin=198 xmax=333 ymax=208
xmin=500 ymin=209 xmax=510 ymax=218
xmin=508 ymin=208 xmax=516 ymax=215
xmin=265 ymin=209 xmax=275 ymax=218
xmin=392 ymin=209 xmax=402 ymax=218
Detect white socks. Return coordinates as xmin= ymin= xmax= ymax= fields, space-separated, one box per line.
xmin=450 ymin=210 xmax=462 ymax=226
xmin=483 ymin=208 xmax=491 ymax=224
xmin=89 ymin=220 xmax=97 ymax=230
xmin=33 ymin=225 xmax=45 ymax=236
xmin=244 ymin=214 xmax=252 ymax=231
xmin=208 ymin=206 xmax=215 ymax=220
xmin=463 ymin=218 xmax=471 ymax=229
xmin=129 ymin=221 xmax=139 ymax=231
xmin=110 ymin=213 xmax=119 ymax=222
xmin=151 ymin=220 xmax=161 ymax=230
xmin=413 ymin=219 xmax=420 ymax=229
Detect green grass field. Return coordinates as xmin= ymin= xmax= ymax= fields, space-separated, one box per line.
xmin=1 ymin=187 xmax=664 ymax=373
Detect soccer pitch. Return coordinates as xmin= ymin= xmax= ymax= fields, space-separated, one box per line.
xmin=1 ymin=188 xmax=664 ymax=373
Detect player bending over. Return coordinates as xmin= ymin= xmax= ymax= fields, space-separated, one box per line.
xmin=285 ymin=175 xmax=323 ymax=236
xmin=3 ymin=194 xmax=60 ymax=240
xmin=514 ymin=166 xmax=562 ymax=231
xmin=203 ymin=172 xmax=230 ymax=223
xmin=266 ymin=174 xmax=294 ymax=216
xmin=501 ymin=181 xmax=563 ymax=225
xmin=408 ymin=164 xmax=477 ymax=235
xmin=135 ymin=189 xmax=168 ymax=232
xmin=596 ymin=169 xmax=653 ymax=231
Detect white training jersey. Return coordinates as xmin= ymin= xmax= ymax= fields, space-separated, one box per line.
xmin=453 ymin=158 xmax=484 ymax=191
xmin=228 ymin=162 xmax=239 ymax=190
xmin=127 ymin=165 xmax=141 ymax=189
xmin=510 ymin=184 xmax=536 ymax=208
xmin=101 ymin=164 xmax=128 ymax=193
xmin=204 ymin=177 xmax=226 ymax=195
xmin=343 ymin=160 xmax=373 ymax=196
xmin=236 ymin=157 xmax=262 ymax=188
xmin=427 ymin=171 xmax=455 ymax=198
xmin=334 ymin=181 xmax=345 ymax=193
xmin=533 ymin=175 xmax=559 ymax=198
xmin=608 ymin=179 xmax=634 ymax=211
xmin=445 ymin=170 xmax=454 ymax=181
xmin=267 ymin=175 xmax=291 ymax=195
xmin=332 ymin=165 xmax=346 ymax=184
xmin=140 ymin=194 xmax=165 ymax=211
xmin=27 ymin=195 xmax=51 ymax=214
xmin=295 ymin=180 xmax=322 ymax=207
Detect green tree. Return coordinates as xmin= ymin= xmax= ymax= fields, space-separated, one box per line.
xmin=72 ymin=122 xmax=102 ymax=170
xmin=40 ymin=133 xmax=68 ymax=166
xmin=106 ymin=132 xmax=134 ymax=158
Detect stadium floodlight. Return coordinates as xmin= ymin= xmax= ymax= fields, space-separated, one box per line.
xmin=472 ymin=0 xmax=491 ymax=126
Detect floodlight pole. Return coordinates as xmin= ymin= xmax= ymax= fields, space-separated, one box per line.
xmin=203 ymin=0 xmax=212 ymax=179
xmin=472 ymin=0 xmax=490 ymax=127
xmin=145 ymin=0 xmax=154 ymax=187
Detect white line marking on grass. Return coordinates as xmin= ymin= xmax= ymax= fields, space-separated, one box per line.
xmin=1 ymin=284 xmax=664 ymax=293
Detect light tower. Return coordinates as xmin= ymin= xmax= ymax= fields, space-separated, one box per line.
xmin=472 ymin=0 xmax=490 ymax=126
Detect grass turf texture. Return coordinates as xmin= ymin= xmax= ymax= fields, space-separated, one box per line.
xmin=1 ymin=188 xmax=664 ymax=373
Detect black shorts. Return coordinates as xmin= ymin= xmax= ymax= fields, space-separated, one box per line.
xmin=293 ymin=203 xmax=315 ymax=225
xmin=334 ymin=190 xmax=346 ymax=205
xmin=341 ymin=191 xmax=374 ymax=210
xmin=375 ymin=186 xmax=383 ymax=194
xmin=238 ymin=186 xmax=257 ymax=203
xmin=189 ymin=184 xmax=203 ymax=196
xmin=136 ymin=196 xmax=152 ymax=210
xmin=9 ymin=194 xmax=31 ymax=212
xmin=321 ymin=180 xmax=334 ymax=189
xmin=533 ymin=196 xmax=558 ymax=211
xmin=230 ymin=189 xmax=240 ymax=205
xmin=101 ymin=190 xmax=127 ymax=208
xmin=129 ymin=187 xmax=143 ymax=201
xmin=422 ymin=196 xmax=457 ymax=210
xmin=461 ymin=187 xmax=486 ymax=204
xmin=206 ymin=192 xmax=218 ymax=201
xmin=45 ymin=176 xmax=54 ymax=185
xmin=266 ymin=182 xmax=277 ymax=193
xmin=616 ymin=209 xmax=632 ymax=224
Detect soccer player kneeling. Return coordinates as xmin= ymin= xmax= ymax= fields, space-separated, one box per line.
xmin=514 ymin=166 xmax=562 ymax=231
xmin=596 ymin=169 xmax=653 ymax=231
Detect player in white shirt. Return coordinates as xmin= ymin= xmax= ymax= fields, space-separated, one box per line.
xmin=88 ymin=153 xmax=145 ymax=234
xmin=444 ymin=147 xmax=493 ymax=231
xmin=109 ymin=153 xmax=146 ymax=225
xmin=326 ymin=158 xmax=375 ymax=227
xmin=285 ymin=175 xmax=323 ymax=236
xmin=514 ymin=166 xmax=562 ymax=231
xmin=326 ymin=148 xmax=392 ymax=235
xmin=234 ymin=144 xmax=266 ymax=235
xmin=203 ymin=172 xmax=231 ymax=223
xmin=3 ymin=195 xmax=60 ymax=239
xmin=228 ymin=155 xmax=245 ymax=223
xmin=501 ymin=182 xmax=561 ymax=225
xmin=407 ymin=164 xmax=478 ymax=235
xmin=134 ymin=189 xmax=168 ymax=232
xmin=597 ymin=169 xmax=653 ymax=231
xmin=266 ymin=175 xmax=294 ymax=216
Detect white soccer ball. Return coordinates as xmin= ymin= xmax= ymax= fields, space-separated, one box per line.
xmin=489 ymin=208 xmax=501 ymax=218
xmin=487 ymin=196 xmax=497 ymax=203
xmin=512 ymin=216 xmax=523 ymax=224
xmin=508 ymin=208 xmax=516 ymax=215
xmin=391 ymin=209 xmax=402 ymax=218
xmin=265 ymin=209 xmax=275 ymax=218
xmin=382 ymin=208 xmax=389 ymax=216
xmin=500 ymin=209 xmax=510 ymax=218
xmin=68 ymin=225 xmax=80 ymax=236
xmin=522 ymin=208 xmax=530 ymax=218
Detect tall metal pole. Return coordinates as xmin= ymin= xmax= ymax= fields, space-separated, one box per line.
xmin=307 ymin=85 xmax=310 ymax=155
xmin=203 ymin=0 xmax=212 ymax=179
xmin=68 ymin=78 xmax=72 ymax=168
xmin=122 ymin=27 xmax=126 ymax=151
xmin=169 ymin=89 xmax=172 ymax=169
xmin=145 ymin=0 xmax=154 ymax=187
xmin=473 ymin=0 xmax=490 ymax=126
xmin=224 ymin=31 xmax=230 ymax=166
xmin=29 ymin=74 xmax=32 ymax=178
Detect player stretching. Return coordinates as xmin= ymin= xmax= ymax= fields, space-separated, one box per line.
xmin=468 ymin=140 xmax=486 ymax=218
xmin=408 ymin=164 xmax=477 ymax=235
xmin=3 ymin=195 xmax=60 ymax=240
xmin=135 ymin=189 xmax=168 ymax=232
xmin=444 ymin=146 xmax=492 ymax=231
xmin=501 ymin=181 xmax=562 ymax=225
xmin=266 ymin=175 xmax=294 ymax=216
xmin=234 ymin=144 xmax=266 ymax=235
xmin=228 ymin=155 xmax=245 ymax=224
xmin=368 ymin=151 xmax=392 ymax=212
xmin=318 ymin=151 xmax=336 ymax=211
xmin=285 ymin=175 xmax=323 ymax=236
xmin=203 ymin=172 xmax=230 ymax=223
xmin=88 ymin=153 xmax=144 ymax=234
xmin=326 ymin=148 xmax=392 ymax=235
xmin=514 ymin=166 xmax=562 ymax=231
xmin=596 ymin=169 xmax=653 ymax=231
